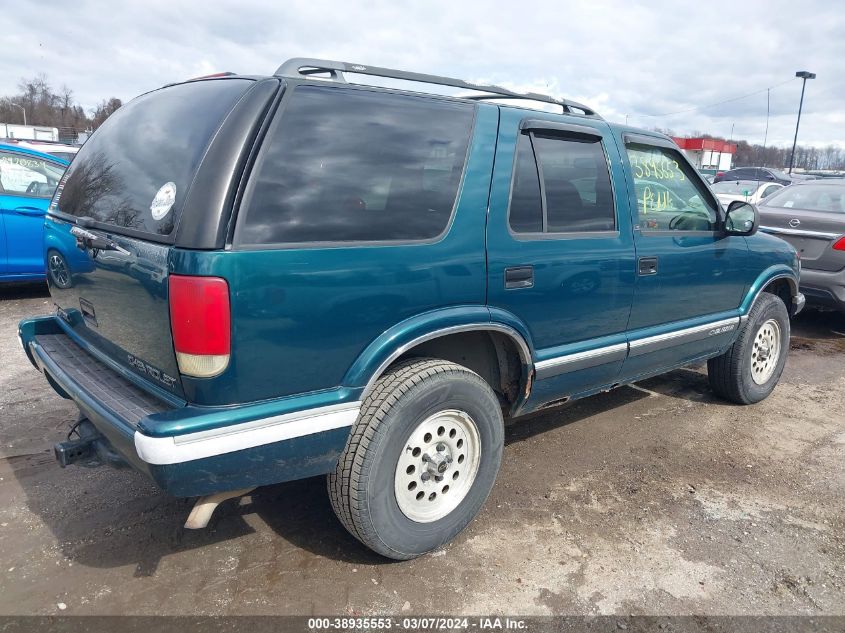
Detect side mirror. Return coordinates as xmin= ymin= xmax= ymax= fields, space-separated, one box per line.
xmin=724 ymin=200 xmax=759 ymax=236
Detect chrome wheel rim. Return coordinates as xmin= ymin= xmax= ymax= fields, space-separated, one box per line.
xmin=48 ymin=254 xmax=69 ymax=288
xmin=394 ymin=409 xmax=481 ymax=523
xmin=751 ymin=319 xmax=781 ymax=385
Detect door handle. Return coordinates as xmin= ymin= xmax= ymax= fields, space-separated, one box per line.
xmin=638 ymin=256 xmax=658 ymax=276
xmin=13 ymin=206 xmax=45 ymax=217
xmin=505 ymin=266 xmax=534 ymax=289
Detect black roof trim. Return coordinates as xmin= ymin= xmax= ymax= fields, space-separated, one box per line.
xmin=622 ymin=131 xmax=677 ymax=149
xmin=274 ymin=57 xmax=601 ymax=118
xmin=520 ymin=118 xmax=603 ymax=139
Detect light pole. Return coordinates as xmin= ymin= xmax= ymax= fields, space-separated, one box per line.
xmin=789 ymin=70 xmax=816 ymax=174
xmin=2 ymin=99 xmax=26 ymax=125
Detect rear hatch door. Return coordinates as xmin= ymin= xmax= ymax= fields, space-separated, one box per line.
xmin=45 ymin=78 xmax=263 ymax=399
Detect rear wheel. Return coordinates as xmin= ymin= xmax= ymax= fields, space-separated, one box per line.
xmin=47 ymin=249 xmax=72 ymax=289
xmin=328 ymin=358 xmax=504 ymax=559
xmin=708 ymin=292 xmax=790 ymax=404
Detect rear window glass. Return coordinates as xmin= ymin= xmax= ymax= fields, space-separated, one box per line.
xmin=237 ymin=85 xmax=474 ymax=245
xmin=762 ymin=183 xmax=845 ymax=213
xmin=54 ymin=79 xmax=252 ymax=237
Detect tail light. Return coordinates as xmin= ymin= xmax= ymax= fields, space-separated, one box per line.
xmin=833 ymin=236 xmax=845 ymax=251
xmin=169 ymin=275 xmax=231 ymax=377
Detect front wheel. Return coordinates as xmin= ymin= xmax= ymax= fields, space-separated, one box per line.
xmin=708 ymin=292 xmax=790 ymax=404
xmin=328 ymin=358 xmax=504 ymax=560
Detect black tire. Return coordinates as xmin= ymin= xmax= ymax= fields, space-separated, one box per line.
xmin=328 ymin=358 xmax=504 ymax=560
xmin=46 ymin=249 xmax=72 ymax=289
xmin=708 ymin=292 xmax=790 ymax=404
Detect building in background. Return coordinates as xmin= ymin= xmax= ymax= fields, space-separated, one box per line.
xmin=672 ymin=137 xmax=736 ymax=173
xmin=0 ymin=123 xmax=59 ymax=142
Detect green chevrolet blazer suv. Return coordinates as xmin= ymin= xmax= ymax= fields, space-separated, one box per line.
xmin=19 ymin=59 xmax=804 ymax=559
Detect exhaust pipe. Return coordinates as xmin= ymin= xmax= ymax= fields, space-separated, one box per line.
xmin=184 ymin=487 xmax=255 ymax=529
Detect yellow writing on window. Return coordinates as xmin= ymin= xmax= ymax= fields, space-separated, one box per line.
xmin=630 ymin=154 xmax=684 ymax=182
xmin=641 ymin=185 xmax=671 ymax=214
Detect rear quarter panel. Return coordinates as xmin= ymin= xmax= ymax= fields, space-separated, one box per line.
xmin=172 ymin=104 xmax=500 ymax=406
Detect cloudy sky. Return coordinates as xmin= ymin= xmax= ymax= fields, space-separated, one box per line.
xmin=3 ymin=0 xmax=844 ymax=147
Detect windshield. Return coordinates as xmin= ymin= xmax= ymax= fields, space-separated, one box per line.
xmin=762 ymin=183 xmax=845 ymax=213
xmin=712 ymin=181 xmax=758 ymax=195
xmin=49 ymin=151 xmax=77 ymax=162
xmin=52 ymin=78 xmax=252 ymax=238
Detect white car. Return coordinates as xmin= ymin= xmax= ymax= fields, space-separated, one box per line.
xmin=1 ymin=139 xmax=80 ymax=162
xmin=711 ymin=179 xmax=784 ymax=206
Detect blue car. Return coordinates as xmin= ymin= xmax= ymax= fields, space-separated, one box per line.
xmin=0 ymin=143 xmax=68 ymax=283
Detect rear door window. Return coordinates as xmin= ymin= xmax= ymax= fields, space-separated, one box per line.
xmin=53 ymin=79 xmax=254 ymax=239
xmin=508 ymin=131 xmax=615 ymax=234
xmin=236 ymin=85 xmax=474 ymax=246
xmin=761 ymin=185 xmax=781 ymax=199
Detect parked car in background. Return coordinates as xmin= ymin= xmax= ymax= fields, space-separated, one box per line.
xmin=0 ymin=143 xmax=68 ymax=283
xmin=714 ymin=167 xmax=793 ymax=185
xmin=19 ymin=58 xmax=802 ymax=560
xmin=758 ymin=179 xmax=845 ymax=312
xmin=711 ymin=180 xmax=784 ymax=206
xmin=1 ymin=138 xmax=80 ymax=163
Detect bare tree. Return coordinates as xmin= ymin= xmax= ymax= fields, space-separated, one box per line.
xmin=1 ymin=74 xmax=122 ymax=141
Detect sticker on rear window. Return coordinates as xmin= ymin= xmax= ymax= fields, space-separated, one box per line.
xmin=150 ymin=182 xmax=176 ymax=220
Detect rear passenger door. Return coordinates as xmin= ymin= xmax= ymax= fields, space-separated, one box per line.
xmin=487 ymin=109 xmax=636 ymax=403
xmin=617 ymin=133 xmax=749 ymax=378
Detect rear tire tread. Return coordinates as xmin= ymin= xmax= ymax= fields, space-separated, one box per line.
xmin=328 ymin=358 xmax=483 ymax=559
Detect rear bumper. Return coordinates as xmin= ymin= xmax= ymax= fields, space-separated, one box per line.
xmin=18 ymin=316 xmax=359 ymax=496
xmin=800 ymin=267 xmax=845 ymax=311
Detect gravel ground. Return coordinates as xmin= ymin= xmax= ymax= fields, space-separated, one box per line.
xmin=0 ymin=282 xmax=843 ymax=616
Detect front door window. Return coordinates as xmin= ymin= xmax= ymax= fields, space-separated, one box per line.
xmin=625 ymin=144 xmax=718 ymax=232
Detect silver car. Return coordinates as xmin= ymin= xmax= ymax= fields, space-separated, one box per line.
xmin=711 ymin=179 xmax=784 ymax=206
xmin=758 ymin=179 xmax=845 ymax=312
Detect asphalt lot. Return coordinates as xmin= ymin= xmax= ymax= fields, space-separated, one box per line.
xmin=0 ymin=283 xmax=843 ymax=616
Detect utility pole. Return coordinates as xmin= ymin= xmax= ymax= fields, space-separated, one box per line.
xmin=789 ymin=71 xmax=816 ymax=174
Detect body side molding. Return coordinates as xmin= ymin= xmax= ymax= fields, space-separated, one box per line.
xmin=533 ymin=314 xmax=744 ymax=381
xmin=534 ymin=343 xmax=627 ymax=380
xmin=628 ymin=317 xmax=739 ymax=356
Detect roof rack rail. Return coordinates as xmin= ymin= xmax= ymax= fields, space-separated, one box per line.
xmin=274 ymin=58 xmax=600 ymax=118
